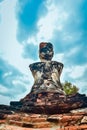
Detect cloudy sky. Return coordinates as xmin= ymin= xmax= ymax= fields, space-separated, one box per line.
xmin=0 ymin=0 xmax=87 ymax=105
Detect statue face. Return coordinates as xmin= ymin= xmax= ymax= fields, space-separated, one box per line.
xmin=39 ymin=42 xmax=54 ymax=61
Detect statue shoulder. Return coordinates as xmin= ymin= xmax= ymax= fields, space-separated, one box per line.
xmin=29 ymin=62 xmax=44 ymax=71
xmin=51 ymin=61 xmax=64 ymax=68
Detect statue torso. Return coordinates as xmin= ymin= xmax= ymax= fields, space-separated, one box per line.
xmin=29 ymin=61 xmax=64 ymax=93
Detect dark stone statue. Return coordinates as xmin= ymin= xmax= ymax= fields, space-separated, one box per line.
xmin=29 ymin=42 xmax=65 ymax=94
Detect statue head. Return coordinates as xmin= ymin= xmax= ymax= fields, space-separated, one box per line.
xmin=39 ymin=42 xmax=54 ymax=61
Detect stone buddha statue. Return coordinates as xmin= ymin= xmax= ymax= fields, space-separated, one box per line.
xmin=29 ymin=42 xmax=65 ymax=94
xmin=19 ymin=42 xmax=87 ymax=114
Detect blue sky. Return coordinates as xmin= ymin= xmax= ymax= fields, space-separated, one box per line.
xmin=0 ymin=0 xmax=87 ymax=104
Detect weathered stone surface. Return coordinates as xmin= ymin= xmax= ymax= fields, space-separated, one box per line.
xmin=28 ymin=42 xmax=65 ymax=95
xmin=0 ymin=104 xmax=21 ymax=114
xmin=0 ymin=110 xmax=13 ymax=115
xmin=20 ymin=92 xmax=87 ymax=114
xmin=10 ymin=101 xmax=22 ymax=108
xmin=70 ymin=108 xmax=87 ymax=114
xmin=0 ymin=114 xmax=6 ymax=120
xmin=0 ymin=124 xmax=51 ymax=130
xmin=81 ymin=116 xmax=87 ymax=124
xmin=39 ymin=42 xmax=54 ymax=61
xmin=7 ymin=114 xmax=21 ymax=121
xmin=0 ymin=105 xmax=10 ymax=110
xmin=9 ymin=120 xmax=24 ymax=127
xmin=29 ymin=61 xmax=64 ymax=94
xmin=0 ymin=110 xmax=87 ymax=129
xmin=0 ymin=105 xmax=14 ymax=116
xmin=57 ymin=125 xmax=87 ymax=130
xmin=0 ymin=120 xmax=6 ymax=124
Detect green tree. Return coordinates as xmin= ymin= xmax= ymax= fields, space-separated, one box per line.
xmin=63 ymin=81 xmax=79 ymax=95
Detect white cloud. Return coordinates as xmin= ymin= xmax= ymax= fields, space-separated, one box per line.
xmin=37 ymin=5 xmax=57 ymax=41
xmin=0 ymin=1 xmax=37 ymax=99
xmin=0 ymin=85 xmax=8 ymax=93
xmin=0 ymin=95 xmax=11 ymax=105
xmin=0 ymin=0 xmax=21 ymax=65
xmin=0 ymin=0 xmax=34 ymax=104
xmin=75 ymin=80 xmax=87 ymax=95
xmin=69 ymin=65 xmax=87 ymax=79
xmin=53 ymin=53 xmax=64 ymax=63
xmin=0 ymin=0 xmax=33 ymax=76
xmin=70 ymin=47 xmax=80 ymax=56
xmin=3 ymin=71 xmax=12 ymax=78
xmin=27 ymin=1 xmax=69 ymax=45
xmin=60 ymin=63 xmax=87 ymax=83
xmin=66 ymin=46 xmax=80 ymax=57
xmin=12 ymin=75 xmax=31 ymax=91
xmin=60 ymin=64 xmax=87 ymax=95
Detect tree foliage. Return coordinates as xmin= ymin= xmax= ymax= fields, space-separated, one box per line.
xmin=63 ymin=81 xmax=79 ymax=95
